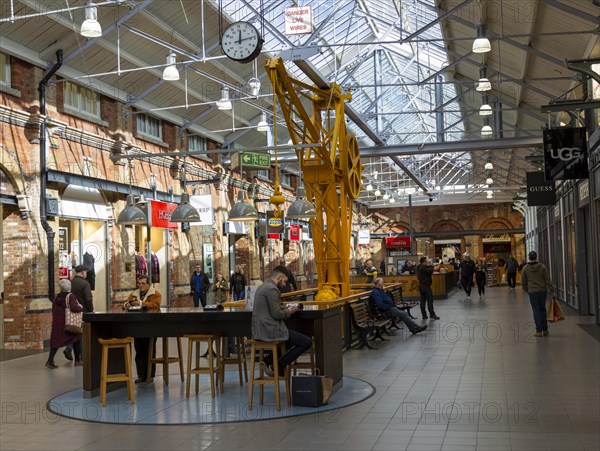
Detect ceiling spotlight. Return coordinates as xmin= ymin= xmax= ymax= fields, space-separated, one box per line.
xmin=484 ymin=162 xmax=494 ymax=170
xmin=162 ymin=51 xmax=179 ymax=81
xmin=80 ymin=2 xmax=102 ymax=38
xmin=472 ymin=24 xmax=491 ymax=53
xmin=486 ymin=177 xmax=494 ymax=185
xmin=216 ymin=87 xmax=232 ymax=110
xmin=256 ymin=112 xmax=269 ymax=132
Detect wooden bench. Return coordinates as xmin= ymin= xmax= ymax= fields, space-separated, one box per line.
xmin=388 ymin=285 xmax=418 ymax=319
xmin=348 ymin=298 xmax=393 ymax=349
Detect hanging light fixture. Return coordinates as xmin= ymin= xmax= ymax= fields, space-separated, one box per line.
xmin=374 ymin=189 xmax=381 ymax=197
xmin=248 ymin=78 xmax=261 ymax=97
xmin=162 ymin=51 xmax=179 ymax=81
xmin=389 ymin=197 xmax=396 ymax=204
xmin=486 ymin=177 xmax=494 ymax=185
xmin=383 ymin=193 xmax=390 ymax=200
xmin=229 ymin=190 xmax=259 ymax=221
xmin=170 ymin=162 xmax=200 ymax=222
xmin=216 ymin=87 xmax=232 ymax=110
xmin=256 ymin=112 xmax=269 ymax=132
xmin=484 ymin=162 xmax=494 ymax=170
xmin=287 ymin=186 xmax=317 ymax=219
xmin=472 ymin=24 xmax=491 ymax=53
xmin=476 ymin=66 xmax=492 ymax=92
xmin=366 ymin=183 xmax=373 ymax=192
xmin=80 ymin=2 xmax=102 ymax=38
xmin=481 ymin=124 xmax=493 ymax=137
xmin=117 ymin=163 xmax=147 ymax=225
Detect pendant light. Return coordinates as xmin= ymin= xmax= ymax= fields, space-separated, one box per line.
xmin=80 ymin=2 xmax=102 ymax=38
xmin=229 ymin=190 xmax=259 ymax=221
xmin=472 ymin=24 xmax=491 ymax=54
xmin=170 ymin=162 xmax=201 ymax=222
xmin=216 ymin=87 xmax=232 ymax=110
xmin=117 ymin=163 xmax=147 ymax=225
xmin=162 ymin=51 xmax=179 ymax=81
xmin=256 ymin=112 xmax=269 ymax=132
xmin=476 ymin=66 xmax=491 ymax=92
xmin=484 ymin=161 xmax=494 ymax=170
xmin=287 ymin=186 xmax=317 ymax=219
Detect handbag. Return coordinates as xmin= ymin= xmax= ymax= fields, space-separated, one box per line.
xmin=291 ymin=374 xmax=334 ymax=407
xmin=64 ymin=293 xmax=83 ymax=334
xmin=547 ymin=296 xmax=565 ymax=323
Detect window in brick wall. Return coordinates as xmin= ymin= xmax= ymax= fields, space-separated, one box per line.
xmin=136 ymin=113 xmax=162 ymax=140
xmin=188 ymin=135 xmax=206 ymax=154
xmin=64 ymin=81 xmax=100 ymax=118
xmin=280 ymin=172 xmax=292 ymax=187
xmin=0 ymin=52 xmax=10 ymax=88
xmin=257 ymin=169 xmax=270 ymax=179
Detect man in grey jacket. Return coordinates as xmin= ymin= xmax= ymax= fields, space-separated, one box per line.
xmin=251 ymin=266 xmax=311 ymax=376
xmin=521 ymin=251 xmax=553 ymax=337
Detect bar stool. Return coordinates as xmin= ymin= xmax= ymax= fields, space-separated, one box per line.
xmin=98 ymin=337 xmax=135 ymax=407
xmin=290 ymin=337 xmax=316 ymax=375
xmin=184 ymin=334 xmax=222 ymax=398
xmin=219 ymin=336 xmax=248 ymax=387
xmin=147 ymin=337 xmax=184 ymax=384
xmin=247 ymin=339 xmax=291 ymax=411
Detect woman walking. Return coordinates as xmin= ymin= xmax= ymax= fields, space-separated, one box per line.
xmin=475 ymin=259 xmax=487 ymax=299
xmin=212 ymin=273 xmax=229 ymax=305
xmin=46 ymin=279 xmax=83 ymax=368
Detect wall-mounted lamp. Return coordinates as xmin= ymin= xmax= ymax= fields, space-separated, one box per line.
xmin=216 ymin=87 xmax=232 ymax=110
xmin=81 ymin=2 xmax=102 ymax=38
xmin=162 ymin=51 xmax=179 ymax=81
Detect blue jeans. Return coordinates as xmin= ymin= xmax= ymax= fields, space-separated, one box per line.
xmin=233 ymin=291 xmax=245 ymax=301
xmin=528 ymin=291 xmax=548 ymax=332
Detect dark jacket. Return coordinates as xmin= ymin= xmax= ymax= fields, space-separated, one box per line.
xmin=70 ymin=274 xmax=94 ymax=313
xmin=475 ymin=266 xmax=487 ymax=283
xmin=280 ymin=271 xmax=298 ymax=294
xmin=416 ymin=264 xmax=433 ymax=286
xmin=505 ymin=258 xmax=519 ymax=273
xmin=230 ymin=272 xmax=247 ymax=295
xmin=50 ymin=292 xmax=83 ymax=348
xmin=190 ymin=271 xmax=210 ymax=294
xmin=459 ymin=259 xmax=476 ymax=280
xmin=371 ymin=287 xmax=394 ymax=312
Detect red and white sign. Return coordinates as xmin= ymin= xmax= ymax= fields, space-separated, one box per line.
xmin=284 ymin=6 xmax=313 ymax=35
xmin=268 ymin=233 xmax=281 ymax=240
xmin=385 ymin=236 xmax=411 ymax=248
xmin=150 ymin=200 xmax=178 ymax=229
xmin=289 ymin=224 xmax=301 ymax=241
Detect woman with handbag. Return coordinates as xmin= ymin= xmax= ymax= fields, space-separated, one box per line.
xmin=46 ymin=279 xmax=83 ymax=369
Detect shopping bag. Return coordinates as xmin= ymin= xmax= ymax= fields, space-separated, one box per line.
xmin=64 ymin=294 xmax=83 ymax=334
xmin=291 ymin=375 xmax=333 ymax=407
xmin=547 ymin=296 xmax=565 ymax=323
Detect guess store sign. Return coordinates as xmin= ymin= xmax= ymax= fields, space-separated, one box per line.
xmin=151 ymin=200 xmax=178 ymax=229
xmin=385 ymin=236 xmax=411 ymax=248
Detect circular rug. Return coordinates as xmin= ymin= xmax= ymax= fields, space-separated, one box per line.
xmin=47 ymin=374 xmax=375 ymax=424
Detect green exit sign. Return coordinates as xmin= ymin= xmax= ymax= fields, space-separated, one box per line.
xmin=241 ymin=152 xmax=270 ymax=168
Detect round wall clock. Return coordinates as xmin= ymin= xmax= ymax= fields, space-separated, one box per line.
xmin=221 ymin=21 xmax=263 ymax=63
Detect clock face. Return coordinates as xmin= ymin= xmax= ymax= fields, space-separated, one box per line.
xmin=221 ymin=21 xmax=263 ymax=63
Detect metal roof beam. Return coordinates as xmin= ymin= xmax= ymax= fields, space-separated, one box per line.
xmin=541 ymin=0 xmax=599 ymax=23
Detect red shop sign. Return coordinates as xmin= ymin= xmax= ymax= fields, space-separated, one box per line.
xmin=150 ymin=200 xmax=178 ymax=229
xmin=289 ymin=224 xmax=301 ymax=241
xmin=385 ymin=236 xmax=411 ymax=248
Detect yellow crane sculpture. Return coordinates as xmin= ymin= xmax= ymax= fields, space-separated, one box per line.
xmin=265 ymin=57 xmax=363 ymax=301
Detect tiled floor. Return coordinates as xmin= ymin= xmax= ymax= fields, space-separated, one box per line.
xmin=1 ymin=287 xmax=599 ymax=450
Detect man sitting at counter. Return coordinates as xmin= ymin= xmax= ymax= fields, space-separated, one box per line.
xmin=371 ymin=278 xmax=427 ymax=335
xmin=124 ymin=275 xmax=162 ymax=383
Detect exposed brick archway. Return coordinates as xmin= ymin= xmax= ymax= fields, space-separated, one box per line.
xmin=479 ymin=217 xmax=515 ymax=230
xmin=431 ymin=219 xmax=464 ymax=232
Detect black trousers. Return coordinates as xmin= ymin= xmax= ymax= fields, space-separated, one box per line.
xmin=192 ymin=291 xmax=207 ymax=307
xmin=507 ymin=271 xmax=517 ymax=288
xmin=419 ymin=284 xmax=435 ymax=317
xmin=461 ymin=277 xmax=473 ymax=296
xmin=134 ymin=337 xmax=157 ymax=379
xmin=48 ymin=340 xmax=81 ymax=363
xmin=264 ymin=329 xmax=312 ymax=371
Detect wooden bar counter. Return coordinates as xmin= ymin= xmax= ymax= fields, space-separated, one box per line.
xmin=82 ymin=305 xmax=343 ymax=397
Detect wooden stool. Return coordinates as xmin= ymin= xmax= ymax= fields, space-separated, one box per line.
xmin=147 ymin=336 xmax=184 ymax=384
xmin=247 ymin=340 xmax=291 ymax=411
xmin=185 ymin=334 xmax=222 ymax=398
xmin=290 ymin=337 xmax=316 ymax=375
xmin=219 ymin=336 xmax=248 ymax=387
xmin=98 ymin=337 xmax=134 ymax=407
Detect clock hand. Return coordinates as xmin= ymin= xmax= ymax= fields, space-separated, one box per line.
xmin=238 ymin=30 xmax=242 ymax=44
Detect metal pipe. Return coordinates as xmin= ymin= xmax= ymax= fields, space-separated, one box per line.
xmin=38 ymin=49 xmax=63 ymax=300
xmin=409 ymin=194 xmax=414 ymax=254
